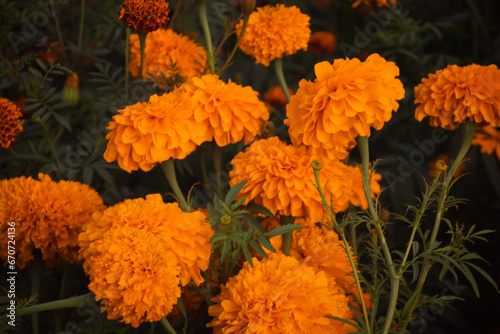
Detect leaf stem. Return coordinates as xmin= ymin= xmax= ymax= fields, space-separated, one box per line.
xmin=138 ymin=32 xmax=148 ymax=79
xmin=280 ymin=215 xmax=295 ymax=256
xmin=161 ymin=159 xmax=191 ymax=212
xmin=198 ymin=1 xmax=215 ymax=74
xmin=274 ymin=58 xmax=291 ymax=102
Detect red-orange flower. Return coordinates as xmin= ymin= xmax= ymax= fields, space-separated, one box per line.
xmin=415 ymin=64 xmax=500 ymax=130
xmin=264 ymin=85 xmax=293 ymax=110
xmin=235 ymin=4 xmax=311 ymax=66
xmin=286 ymin=54 xmax=405 ymax=161
xmin=119 ymin=0 xmax=170 ymax=32
xmin=472 ymin=125 xmax=500 ymax=160
xmin=179 ymin=74 xmax=269 ymax=146
xmin=0 ymin=97 xmax=24 ymax=149
xmin=309 ymin=31 xmax=338 ymax=56
xmin=207 ymin=253 xmax=355 ymax=333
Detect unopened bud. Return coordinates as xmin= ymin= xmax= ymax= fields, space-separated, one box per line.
xmin=261 ymin=121 xmax=275 ymax=139
xmin=380 ymin=209 xmax=390 ymax=222
xmin=435 ymin=160 xmax=448 ymax=173
xmin=311 ymin=160 xmax=323 ymax=171
xmin=62 ymin=72 xmax=79 ymax=106
xmin=240 ymin=0 xmax=255 ymax=15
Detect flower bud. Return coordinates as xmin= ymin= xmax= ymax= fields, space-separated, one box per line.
xmin=240 ymin=0 xmax=255 ymax=15
xmin=261 ymin=121 xmax=275 ymax=139
xmin=311 ymin=160 xmax=323 ymax=171
xmin=62 ymin=72 xmax=79 ymax=106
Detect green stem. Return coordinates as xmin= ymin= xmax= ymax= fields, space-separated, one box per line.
xmin=161 ymin=159 xmax=191 ymax=212
xmin=31 ymin=253 xmax=42 ymax=334
xmin=198 ymin=145 xmax=209 ymax=187
xmin=55 ymin=264 xmax=71 ymax=332
xmin=168 ymin=0 xmax=184 ymax=29
xmin=125 ymin=27 xmax=130 ymax=98
xmin=77 ymin=0 xmax=85 ymax=50
xmin=138 ymin=32 xmax=148 ymax=80
xmin=356 ymin=136 xmax=398 ymax=333
xmin=212 ymin=142 xmax=224 ymax=198
xmin=220 ymin=15 xmax=249 ymax=73
xmin=280 ymin=216 xmax=295 ymax=256
xmin=160 ymin=317 xmax=178 ymax=334
xmin=274 ymin=58 xmax=291 ymax=102
xmin=198 ymin=1 xmax=215 ymax=74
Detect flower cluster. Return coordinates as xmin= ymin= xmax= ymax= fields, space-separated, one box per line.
xmin=79 ymin=194 xmax=214 ymax=326
xmin=235 ymin=4 xmax=310 ymax=67
xmin=0 ymin=97 xmax=24 ymax=149
xmin=287 ymin=54 xmax=405 ymax=160
xmin=119 ymin=0 xmax=170 ymax=33
xmin=0 ymin=174 xmax=104 ymax=268
xmin=207 ymin=253 xmax=355 ymax=333
xmin=415 ymin=64 xmax=500 ymax=130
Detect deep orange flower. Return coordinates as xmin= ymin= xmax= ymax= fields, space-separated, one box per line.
xmin=0 ymin=174 xmax=104 ymax=269
xmin=207 ymin=253 xmax=355 ymax=333
xmin=286 ymin=54 xmax=404 ymax=160
xmin=0 ymin=97 xmax=24 ymax=149
xmin=79 ymin=194 xmax=214 ymax=286
xmin=104 ymin=90 xmax=209 ymax=172
xmin=235 ymin=4 xmax=311 ymax=67
xmin=309 ymin=31 xmax=338 ymax=56
xmin=119 ymin=0 xmax=170 ymax=32
xmin=351 ymin=0 xmax=396 ymax=8
xmin=129 ymin=29 xmax=206 ymax=86
xmin=415 ymin=64 xmax=500 ymax=130
xmin=472 ymin=125 xmax=500 ymax=160
xmin=264 ymin=85 xmax=293 ymax=110
xmin=179 ymin=74 xmax=269 ymax=146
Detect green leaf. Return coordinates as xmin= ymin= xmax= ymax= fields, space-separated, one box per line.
xmin=220 ymin=239 xmax=230 ymax=261
xmin=83 ymin=167 xmax=93 ymax=185
xmin=264 ymin=224 xmax=302 ymax=237
xmin=242 ymin=215 xmax=264 ymax=233
xmin=53 ymin=112 xmax=72 ymax=131
xmin=466 ymin=262 xmax=500 ymax=294
xmin=256 ymin=235 xmax=276 ymax=253
xmin=243 ymin=203 xmax=274 ymax=218
xmin=224 ymin=181 xmax=247 ymax=205
xmin=209 ymin=234 xmax=228 ymax=244
xmin=325 ymin=316 xmax=362 ymax=330
xmin=249 ymin=240 xmax=268 ymax=259
xmin=241 ymin=245 xmax=253 ymax=267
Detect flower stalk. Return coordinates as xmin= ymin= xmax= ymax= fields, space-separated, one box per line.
xmin=274 ymin=58 xmax=291 ymax=102
xmin=198 ymin=1 xmax=215 ymax=74
xmin=160 ymin=317 xmax=178 ymax=334
xmin=220 ymin=15 xmax=249 ymax=73
xmin=280 ymin=215 xmax=295 ymax=256
xmin=138 ymin=31 xmax=148 ymax=79
xmin=161 ymin=159 xmax=191 ymax=212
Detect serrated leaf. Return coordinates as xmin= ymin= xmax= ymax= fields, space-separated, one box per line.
xmin=53 ymin=112 xmax=72 ymax=131
xmin=241 ymin=245 xmax=253 ymax=267
xmin=220 ymin=239 xmax=229 ymax=261
xmin=264 ymin=224 xmax=302 ymax=237
xmin=243 ymin=202 xmax=274 ymax=218
xmin=466 ymin=261 xmax=500 ymax=294
xmin=210 ymin=234 xmax=228 ymax=244
xmin=249 ymin=240 xmax=268 ymax=259
xmin=324 ymin=316 xmax=362 ymax=330
xmin=256 ymin=235 xmax=276 ymax=253
xmin=242 ymin=215 xmax=264 ymax=233
xmin=224 ymin=181 xmax=247 ymax=205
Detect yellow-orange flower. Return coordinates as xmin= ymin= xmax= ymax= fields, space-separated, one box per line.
xmin=309 ymin=31 xmax=338 ymax=56
xmin=264 ymin=85 xmax=293 ymax=110
xmin=129 ymin=29 xmax=206 ymax=86
xmin=208 ymin=253 xmax=354 ymax=333
xmin=229 ymin=137 xmax=380 ymax=222
xmin=104 ymin=90 xmax=209 ymax=172
xmin=0 ymin=97 xmax=24 ymax=149
xmin=119 ymin=0 xmax=170 ymax=32
xmin=429 ymin=154 xmax=464 ymax=179
xmin=472 ymin=125 xmax=500 ymax=160
xmin=287 ymin=54 xmax=405 ymax=160
xmin=415 ymin=64 xmax=500 ymax=130
xmin=79 ymin=194 xmax=214 ymax=286
xmin=235 ymin=4 xmax=311 ymax=67
xmin=0 ymin=174 xmax=104 ymax=269
xmin=179 ymin=74 xmax=269 ymax=146
xmin=351 ymin=0 xmax=396 ymax=8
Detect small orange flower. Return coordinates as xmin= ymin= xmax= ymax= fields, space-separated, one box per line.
xmin=235 ymin=4 xmax=311 ymax=67
xmin=415 ymin=64 xmax=500 ymax=130
xmin=62 ymin=72 xmax=79 ymax=106
xmin=309 ymin=31 xmax=338 ymax=56
xmin=0 ymin=174 xmax=105 ymax=269
xmin=119 ymin=0 xmax=170 ymax=32
xmin=103 ymin=90 xmax=208 ymax=172
xmin=286 ymin=54 xmax=405 ymax=160
xmin=207 ymin=253 xmax=355 ymax=333
xmin=429 ymin=154 xmax=464 ymax=179
xmin=264 ymin=84 xmax=293 ymax=110
xmin=179 ymin=74 xmax=269 ymax=147
xmin=472 ymin=125 xmax=500 ymax=160
xmin=0 ymin=97 xmax=24 ymax=149
xmin=351 ymin=0 xmax=396 ymax=8
xmin=129 ymin=29 xmax=207 ymax=87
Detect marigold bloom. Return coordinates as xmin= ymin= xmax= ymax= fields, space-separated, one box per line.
xmin=351 ymin=0 xmax=396 ymax=8
xmin=264 ymin=85 xmax=293 ymax=110
xmin=0 ymin=97 xmax=24 ymax=149
xmin=415 ymin=64 xmax=500 ymax=130
xmin=229 ymin=137 xmax=380 ymax=222
xmin=429 ymin=154 xmax=464 ymax=179
xmin=104 ymin=90 xmax=209 ymax=172
xmin=179 ymin=74 xmax=269 ymax=146
xmin=79 ymin=194 xmax=214 ymax=286
xmin=0 ymin=174 xmax=104 ymax=268
xmin=129 ymin=29 xmax=206 ymax=86
xmin=207 ymin=253 xmax=355 ymax=333
xmin=309 ymin=31 xmax=338 ymax=56
xmin=287 ymin=54 xmax=405 ymax=160
xmin=119 ymin=0 xmax=170 ymax=32
xmin=235 ymin=4 xmax=311 ymax=67
xmin=472 ymin=126 xmax=500 ymax=160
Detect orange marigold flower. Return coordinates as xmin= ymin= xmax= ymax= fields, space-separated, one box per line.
xmin=264 ymin=84 xmax=293 ymax=110
xmin=309 ymin=31 xmax=338 ymax=56
xmin=235 ymin=4 xmax=311 ymax=67
xmin=429 ymin=154 xmax=464 ymax=179
xmin=129 ymin=29 xmax=206 ymax=86
xmin=179 ymin=74 xmax=269 ymax=146
xmin=83 ymin=227 xmax=181 ymax=327
xmin=79 ymin=194 xmax=214 ymax=286
xmin=0 ymin=97 xmax=24 ymax=149
xmin=207 ymin=253 xmax=355 ymax=333
xmin=119 ymin=0 xmax=170 ymax=33
xmin=351 ymin=0 xmax=396 ymax=8
xmin=415 ymin=64 xmax=500 ymax=130
xmin=286 ymin=54 xmax=405 ymax=160
xmin=472 ymin=125 xmax=500 ymax=160
xmin=229 ymin=137 xmax=380 ymax=222
xmin=0 ymin=173 xmax=104 ymax=269
xmin=103 ymin=90 xmax=209 ymax=172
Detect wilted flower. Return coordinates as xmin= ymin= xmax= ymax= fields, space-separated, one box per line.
xmin=0 ymin=97 xmax=24 ymax=149
xmin=472 ymin=125 xmax=500 ymax=160
xmin=309 ymin=31 xmax=338 ymax=56
xmin=119 ymin=0 xmax=170 ymax=32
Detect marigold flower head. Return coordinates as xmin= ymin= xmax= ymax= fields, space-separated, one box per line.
xmin=351 ymin=0 xmax=396 ymax=8
xmin=207 ymin=253 xmax=355 ymax=333
xmin=119 ymin=0 xmax=170 ymax=32
xmin=0 ymin=174 xmax=104 ymax=268
xmin=235 ymin=4 xmax=311 ymax=67
xmin=179 ymin=74 xmax=269 ymax=146
xmin=264 ymin=84 xmax=293 ymax=110
xmin=79 ymin=194 xmax=214 ymax=286
xmin=287 ymin=54 xmax=405 ymax=160
xmin=0 ymin=97 xmax=24 ymax=149
xmin=104 ymin=90 xmax=209 ymax=172
xmin=472 ymin=125 xmax=500 ymax=160
xmin=129 ymin=29 xmax=206 ymax=86
xmin=415 ymin=64 xmax=500 ymax=130
xmin=309 ymin=31 xmax=338 ymax=56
